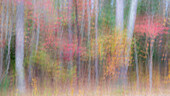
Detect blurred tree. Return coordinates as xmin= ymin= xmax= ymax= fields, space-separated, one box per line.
xmin=15 ymin=0 xmax=26 ymax=93
xmin=0 ymin=0 xmax=5 ymax=80
xmin=127 ymin=0 xmax=138 ymax=88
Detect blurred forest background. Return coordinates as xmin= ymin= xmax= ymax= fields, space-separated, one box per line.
xmin=0 ymin=0 xmax=169 ymax=95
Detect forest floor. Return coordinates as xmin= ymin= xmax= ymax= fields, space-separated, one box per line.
xmin=1 ymin=84 xmax=170 ymax=96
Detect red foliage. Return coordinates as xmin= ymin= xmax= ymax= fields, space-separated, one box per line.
xmin=43 ymin=34 xmax=58 ymax=50
xmin=0 ymin=40 xmax=6 ymax=48
xmin=63 ymin=43 xmax=76 ymax=61
xmin=135 ymin=16 xmax=169 ymax=38
xmin=63 ymin=43 xmax=86 ymax=61
xmin=43 ymin=36 xmax=86 ymax=61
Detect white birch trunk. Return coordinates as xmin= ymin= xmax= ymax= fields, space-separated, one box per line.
xmin=164 ymin=0 xmax=169 ymax=17
xmin=127 ymin=0 xmax=138 ymax=41
xmin=5 ymin=20 xmax=12 ymax=76
xmin=116 ymin=0 xmax=124 ymax=86
xmin=35 ymin=1 xmax=40 ymax=53
xmin=116 ymin=0 xmax=124 ymax=31
xmin=149 ymin=39 xmax=154 ymax=92
xmin=126 ymin=0 xmax=138 ymax=86
xmin=16 ymin=0 xmax=26 ymax=92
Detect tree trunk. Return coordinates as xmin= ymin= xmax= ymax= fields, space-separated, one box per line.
xmin=80 ymin=0 xmax=85 ymax=78
xmin=111 ymin=0 xmax=115 ymax=6
xmin=80 ymin=0 xmax=85 ymax=42
xmin=5 ymin=18 xmax=12 ymax=77
xmin=134 ymin=40 xmax=139 ymax=89
xmin=116 ymin=0 xmax=124 ymax=31
xmin=87 ymin=0 xmax=91 ymax=84
xmin=68 ymin=0 xmax=73 ymax=70
xmin=5 ymin=0 xmax=14 ymax=77
xmin=5 ymin=0 xmax=9 ymax=40
xmin=28 ymin=31 xmax=35 ymax=87
xmin=16 ymin=0 xmax=26 ymax=93
xmin=0 ymin=0 xmax=5 ymax=79
xmin=127 ymin=0 xmax=138 ymax=41
xmin=126 ymin=0 xmax=138 ymax=86
xmin=58 ymin=0 xmax=64 ymax=71
xmin=35 ymin=16 xmax=40 ymax=53
xmin=116 ymin=0 xmax=124 ymax=86
xmin=164 ymin=0 xmax=169 ymax=17
xmin=75 ymin=0 xmax=81 ymax=86
xmin=149 ymin=38 xmax=154 ymax=92
xmin=95 ymin=0 xmax=99 ymax=85
xmin=163 ymin=0 xmax=169 ymax=83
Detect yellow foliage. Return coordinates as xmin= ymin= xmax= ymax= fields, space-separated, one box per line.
xmin=168 ymin=59 xmax=170 ymax=80
xmin=32 ymin=78 xmax=38 ymax=95
xmin=94 ymin=31 xmax=129 ymax=79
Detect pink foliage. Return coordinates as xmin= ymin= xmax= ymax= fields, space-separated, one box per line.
xmin=43 ymin=34 xmax=58 ymax=50
xmin=43 ymin=36 xmax=86 ymax=61
xmin=135 ymin=16 xmax=169 ymax=38
xmin=63 ymin=43 xmax=76 ymax=61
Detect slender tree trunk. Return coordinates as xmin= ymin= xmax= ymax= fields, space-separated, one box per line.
xmin=126 ymin=0 xmax=138 ymax=86
xmin=164 ymin=0 xmax=169 ymax=18
xmin=5 ymin=0 xmax=9 ymax=40
xmin=95 ymin=0 xmax=99 ymax=85
xmin=0 ymin=0 xmax=5 ymax=79
xmin=80 ymin=0 xmax=85 ymax=78
xmin=58 ymin=0 xmax=64 ymax=71
xmin=158 ymin=0 xmax=169 ymax=79
xmin=149 ymin=38 xmax=154 ymax=92
xmin=75 ymin=0 xmax=81 ymax=86
xmin=6 ymin=0 xmax=14 ymax=76
xmin=0 ymin=19 xmax=12 ymax=84
xmin=111 ymin=0 xmax=115 ymax=6
xmin=34 ymin=0 xmax=40 ymax=53
xmin=28 ymin=0 xmax=36 ymax=87
xmin=164 ymin=41 xmax=168 ymax=77
xmin=59 ymin=28 xmax=64 ymax=71
xmin=158 ymin=36 xmax=162 ymax=77
xmin=0 ymin=0 xmax=14 ymax=83
xmin=68 ymin=0 xmax=73 ymax=70
xmin=16 ymin=0 xmax=26 ymax=92
xmin=87 ymin=0 xmax=91 ymax=84
xmin=59 ymin=25 xmax=64 ymax=69
xmin=163 ymin=0 xmax=169 ymax=81
xmin=80 ymin=0 xmax=85 ymax=42
xmin=5 ymin=18 xmax=12 ymax=77
xmin=28 ymin=31 xmax=35 ymax=87
xmin=35 ymin=16 xmax=40 ymax=53
xmin=134 ymin=40 xmax=139 ymax=89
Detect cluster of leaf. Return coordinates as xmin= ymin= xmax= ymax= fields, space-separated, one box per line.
xmin=91 ymin=31 xmax=129 ymax=79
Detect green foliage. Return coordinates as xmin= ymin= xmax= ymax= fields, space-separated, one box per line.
xmin=137 ymin=0 xmax=148 ymax=14
xmin=30 ymin=48 xmax=77 ymax=83
xmin=32 ymin=49 xmax=52 ymax=68
xmin=137 ymin=0 xmax=160 ymax=15
xmin=99 ymin=0 xmax=115 ymax=30
xmin=0 ymin=35 xmax=15 ymax=90
xmin=0 ymin=76 xmax=10 ymax=92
